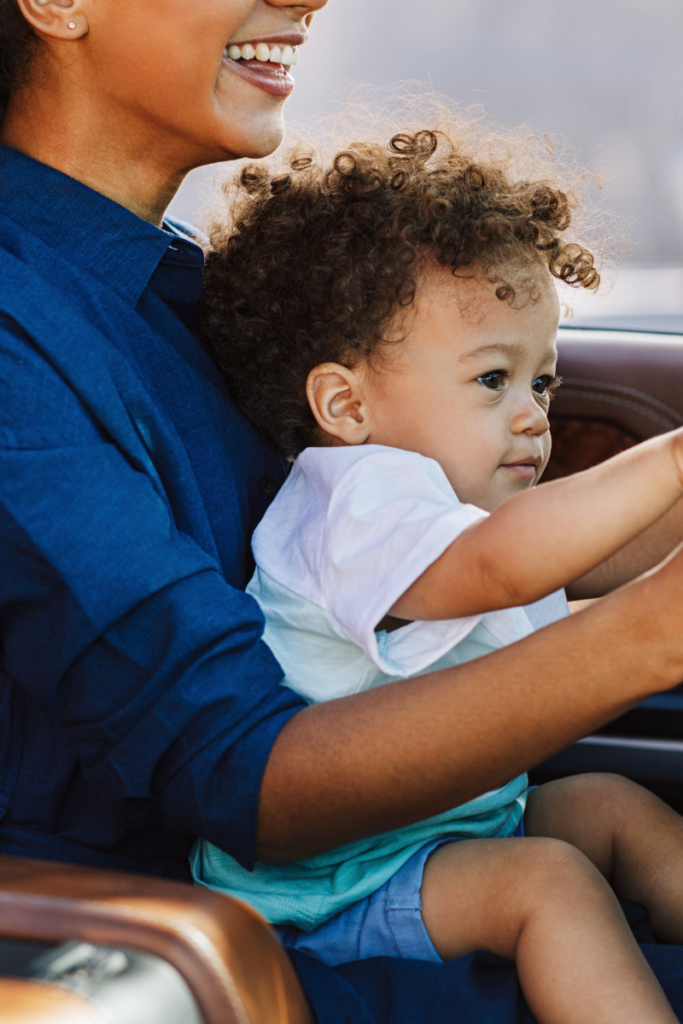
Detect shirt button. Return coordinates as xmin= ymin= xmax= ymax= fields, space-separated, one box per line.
xmin=260 ymin=476 xmax=280 ymax=498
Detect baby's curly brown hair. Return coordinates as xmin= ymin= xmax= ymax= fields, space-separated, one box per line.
xmin=202 ymin=108 xmax=601 ymax=458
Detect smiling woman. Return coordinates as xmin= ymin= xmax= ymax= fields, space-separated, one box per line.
xmin=0 ymin=0 xmax=331 ymax=867
xmin=6 ymin=3 xmax=683 ymax=1024
xmin=1 ymin=0 xmax=316 ymax=222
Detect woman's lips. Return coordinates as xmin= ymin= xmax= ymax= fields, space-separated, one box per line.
xmin=222 ymin=56 xmax=295 ymax=99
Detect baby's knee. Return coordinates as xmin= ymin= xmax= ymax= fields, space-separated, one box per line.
xmin=534 ymin=772 xmax=641 ymax=805
xmin=517 ymin=837 xmax=602 ymax=896
xmin=527 ymin=772 xmax=644 ymax=832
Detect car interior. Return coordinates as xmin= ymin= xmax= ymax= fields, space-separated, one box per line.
xmin=533 ymin=326 xmax=683 ymax=810
xmin=1 ymin=324 xmax=683 ymax=1022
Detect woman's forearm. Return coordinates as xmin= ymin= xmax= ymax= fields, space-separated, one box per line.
xmin=257 ymin=544 xmax=683 ymax=863
xmin=568 ymin=494 xmax=683 ymax=598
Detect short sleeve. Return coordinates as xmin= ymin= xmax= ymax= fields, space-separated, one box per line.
xmin=253 ymin=446 xmax=489 ymax=677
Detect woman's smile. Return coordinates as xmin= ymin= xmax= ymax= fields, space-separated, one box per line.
xmin=221 ymin=33 xmax=304 ymax=98
xmin=0 ymin=0 xmax=327 ymax=219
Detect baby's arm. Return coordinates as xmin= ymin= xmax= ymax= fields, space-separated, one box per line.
xmin=391 ymin=428 xmax=683 ymax=621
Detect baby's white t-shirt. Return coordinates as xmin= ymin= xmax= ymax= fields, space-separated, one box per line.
xmin=191 ymin=444 xmax=568 ymax=930
xmin=249 ymin=444 xmax=564 ymax=701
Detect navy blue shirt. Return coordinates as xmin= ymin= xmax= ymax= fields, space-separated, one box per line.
xmin=0 ymin=145 xmax=305 ymax=879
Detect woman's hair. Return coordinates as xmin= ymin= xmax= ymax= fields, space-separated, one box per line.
xmin=202 ymin=102 xmax=602 ymax=458
xmin=0 ymin=0 xmax=34 ymax=122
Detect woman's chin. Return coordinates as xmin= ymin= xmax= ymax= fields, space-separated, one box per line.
xmin=204 ymin=114 xmax=284 ymax=163
xmin=228 ymin=125 xmax=285 ymax=160
xmin=180 ymin=113 xmax=284 ymax=167
xmin=210 ymin=80 xmax=287 ymax=160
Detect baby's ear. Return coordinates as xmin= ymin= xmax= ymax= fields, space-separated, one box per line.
xmin=306 ymin=363 xmax=371 ymax=446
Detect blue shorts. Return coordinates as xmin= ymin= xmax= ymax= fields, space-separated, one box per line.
xmin=277 ymin=817 xmax=525 ymax=967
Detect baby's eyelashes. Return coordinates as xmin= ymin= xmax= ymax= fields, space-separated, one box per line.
xmin=532 ymin=374 xmax=562 ymax=398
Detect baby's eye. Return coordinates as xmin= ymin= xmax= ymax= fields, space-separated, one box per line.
xmin=532 ymin=374 xmax=561 ymax=397
xmin=477 ymin=370 xmax=507 ymax=391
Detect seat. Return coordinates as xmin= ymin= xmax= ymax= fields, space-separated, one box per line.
xmin=0 ymin=855 xmax=312 ymax=1024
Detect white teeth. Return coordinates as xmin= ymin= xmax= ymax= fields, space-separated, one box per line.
xmin=226 ymin=42 xmax=300 ymax=66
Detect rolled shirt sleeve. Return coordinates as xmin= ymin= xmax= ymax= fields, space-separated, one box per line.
xmin=0 ymin=316 xmax=304 ymax=870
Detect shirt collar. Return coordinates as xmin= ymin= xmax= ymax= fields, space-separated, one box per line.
xmin=0 ymin=144 xmax=201 ymax=307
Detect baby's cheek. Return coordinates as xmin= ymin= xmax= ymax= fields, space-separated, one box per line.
xmin=540 ymin=431 xmax=553 ymax=472
xmin=459 ymin=460 xmax=521 ymax=512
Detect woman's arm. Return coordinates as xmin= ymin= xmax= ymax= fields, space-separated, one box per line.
xmin=568 ymin=495 xmax=683 ymax=598
xmin=257 ymin=544 xmax=683 ymax=862
xmin=391 ymin=429 xmax=683 ymax=621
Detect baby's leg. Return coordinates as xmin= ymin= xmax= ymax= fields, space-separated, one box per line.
xmin=421 ymin=837 xmax=676 ymax=1024
xmin=526 ymin=772 xmax=683 ymax=943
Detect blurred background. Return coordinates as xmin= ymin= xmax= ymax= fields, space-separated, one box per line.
xmin=168 ymin=0 xmax=683 ymax=330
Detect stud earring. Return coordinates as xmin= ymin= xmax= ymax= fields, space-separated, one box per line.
xmin=68 ymin=21 xmax=76 ymax=29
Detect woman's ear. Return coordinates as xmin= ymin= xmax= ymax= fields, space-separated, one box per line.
xmin=17 ymin=0 xmax=89 ymax=40
xmin=306 ymin=363 xmax=372 ymax=446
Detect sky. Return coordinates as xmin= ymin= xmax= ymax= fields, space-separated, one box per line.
xmin=168 ymin=0 xmax=683 ymax=266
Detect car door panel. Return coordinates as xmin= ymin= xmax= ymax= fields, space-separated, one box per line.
xmin=534 ymin=328 xmax=683 ymax=807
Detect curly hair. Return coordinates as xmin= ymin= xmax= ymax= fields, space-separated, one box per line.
xmin=0 ymin=0 xmax=35 ymax=123
xmin=202 ymin=111 xmax=601 ymax=458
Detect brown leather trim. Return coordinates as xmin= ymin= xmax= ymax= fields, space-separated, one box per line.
xmin=546 ymin=332 xmax=683 ymax=479
xmin=0 ymin=857 xmax=312 ymax=1024
xmin=554 ymin=334 xmax=683 ymax=440
xmin=0 ymin=978 xmax=108 ymax=1023
xmin=551 ymin=377 xmax=683 ymax=439
xmin=545 ymin=418 xmax=638 ymax=480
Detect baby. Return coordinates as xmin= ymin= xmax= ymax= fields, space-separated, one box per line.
xmin=195 ymin=125 xmax=683 ymax=1024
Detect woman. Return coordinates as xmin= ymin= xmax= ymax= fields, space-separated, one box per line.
xmin=3 ymin=1 xmax=683 ymax=1021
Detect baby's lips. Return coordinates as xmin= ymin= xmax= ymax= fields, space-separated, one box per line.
xmin=501 ymin=456 xmax=542 ymax=470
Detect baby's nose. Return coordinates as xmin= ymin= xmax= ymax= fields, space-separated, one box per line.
xmin=511 ymin=400 xmax=550 ymax=436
